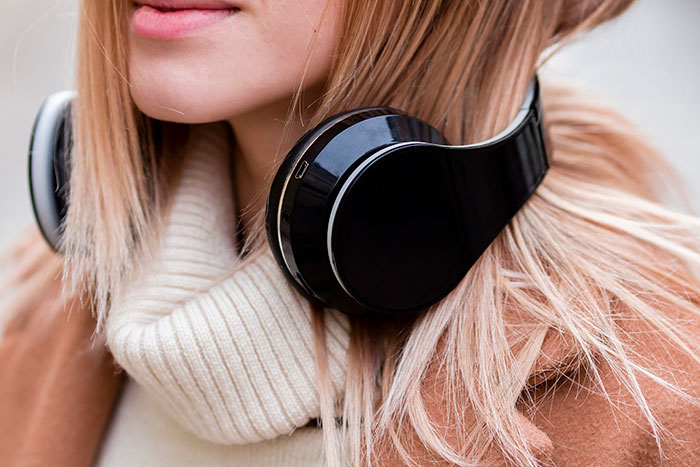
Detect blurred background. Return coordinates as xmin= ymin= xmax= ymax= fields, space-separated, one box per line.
xmin=1 ymin=0 xmax=699 ymax=247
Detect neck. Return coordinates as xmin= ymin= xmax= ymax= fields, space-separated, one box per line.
xmin=227 ymin=89 xmax=321 ymax=242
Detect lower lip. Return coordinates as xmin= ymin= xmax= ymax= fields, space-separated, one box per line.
xmin=132 ymin=5 xmax=237 ymax=40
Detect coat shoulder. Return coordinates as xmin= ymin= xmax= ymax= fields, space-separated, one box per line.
xmin=525 ymin=307 xmax=700 ymax=466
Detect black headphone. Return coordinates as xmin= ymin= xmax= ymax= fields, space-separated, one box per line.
xmin=29 ymin=78 xmax=548 ymax=316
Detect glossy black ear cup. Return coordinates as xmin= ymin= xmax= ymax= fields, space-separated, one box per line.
xmin=28 ymin=92 xmax=73 ymax=252
xmin=266 ymin=79 xmax=548 ymax=316
xmin=329 ymin=144 xmax=468 ymax=313
xmin=265 ymin=109 xmax=450 ymax=314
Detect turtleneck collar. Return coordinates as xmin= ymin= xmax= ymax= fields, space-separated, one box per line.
xmin=105 ymin=123 xmax=350 ymax=444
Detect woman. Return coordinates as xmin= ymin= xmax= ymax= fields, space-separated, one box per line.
xmin=2 ymin=0 xmax=700 ymax=465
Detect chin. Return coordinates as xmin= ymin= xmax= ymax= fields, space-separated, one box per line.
xmin=128 ymin=59 xmax=312 ymax=125
xmin=128 ymin=64 xmax=238 ymax=123
xmin=125 ymin=0 xmax=339 ymax=125
xmin=130 ymin=83 xmax=229 ymax=124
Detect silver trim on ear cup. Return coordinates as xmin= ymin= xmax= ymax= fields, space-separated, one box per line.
xmin=325 ymin=141 xmax=418 ymax=298
xmin=29 ymin=91 xmax=75 ymax=252
xmin=275 ymin=108 xmax=372 ymax=289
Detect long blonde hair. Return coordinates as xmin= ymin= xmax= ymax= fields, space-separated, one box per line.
xmin=5 ymin=0 xmax=700 ymax=465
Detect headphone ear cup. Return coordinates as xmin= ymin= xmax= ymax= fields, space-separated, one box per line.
xmin=328 ymin=144 xmax=469 ymax=314
xmin=266 ymin=108 xmax=450 ymax=314
xmin=28 ymin=91 xmax=74 ymax=252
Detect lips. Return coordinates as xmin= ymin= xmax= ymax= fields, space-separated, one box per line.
xmin=131 ymin=1 xmax=240 ymax=40
xmin=134 ymin=0 xmax=239 ymax=10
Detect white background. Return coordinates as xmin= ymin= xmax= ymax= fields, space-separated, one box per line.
xmin=1 ymin=0 xmax=699 ymax=246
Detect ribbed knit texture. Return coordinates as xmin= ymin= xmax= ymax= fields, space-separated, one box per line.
xmin=105 ymin=123 xmax=350 ymax=445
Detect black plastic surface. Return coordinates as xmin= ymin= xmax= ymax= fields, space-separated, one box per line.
xmin=266 ymin=79 xmax=548 ymax=316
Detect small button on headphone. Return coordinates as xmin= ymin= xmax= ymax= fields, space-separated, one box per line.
xmin=29 ymin=78 xmax=548 ymax=316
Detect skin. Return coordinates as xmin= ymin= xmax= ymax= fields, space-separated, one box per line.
xmin=127 ymin=0 xmax=341 ymax=236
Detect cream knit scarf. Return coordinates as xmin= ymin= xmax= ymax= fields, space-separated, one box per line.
xmin=105 ymin=123 xmax=349 ymax=445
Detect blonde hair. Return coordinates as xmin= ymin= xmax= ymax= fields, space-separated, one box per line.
xmin=5 ymin=0 xmax=700 ymax=465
